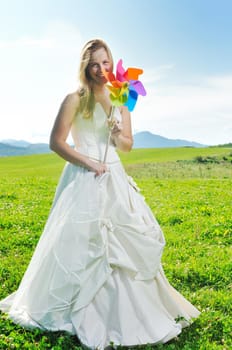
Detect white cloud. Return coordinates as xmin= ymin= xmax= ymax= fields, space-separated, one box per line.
xmin=142 ymin=64 xmax=175 ymax=85
xmin=132 ymin=74 xmax=232 ymax=145
xmin=0 ymin=20 xmax=82 ymax=50
xmin=0 ymin=20 xmax=83 ymax=143
xmin=0 ymin=37 xmax=54 ymax=49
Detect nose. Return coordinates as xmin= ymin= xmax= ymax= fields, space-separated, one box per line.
xmin=96 ymin=65 xmax=104 ymax=77
xmin=99 ymin=64 xmax=105 ymax=73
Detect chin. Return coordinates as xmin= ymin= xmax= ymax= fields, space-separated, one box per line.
xmin=98 ymin=76 xmax=107 ymax=83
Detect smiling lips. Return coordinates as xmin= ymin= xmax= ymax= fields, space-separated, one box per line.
xmin=97 ymin=74 xmax=107 ymax=82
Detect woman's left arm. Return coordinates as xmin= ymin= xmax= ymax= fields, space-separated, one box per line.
xmin=111 ymin=106 xmax=133 ymax=152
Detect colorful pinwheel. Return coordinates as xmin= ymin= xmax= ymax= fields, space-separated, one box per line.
xmin=102 ymin=59 xmax=146 ymax=163
xmin=103 ymin=59 xmax=146 ymax=111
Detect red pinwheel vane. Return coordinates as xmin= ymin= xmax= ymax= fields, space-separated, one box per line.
xmin=103 ymin=59 xmax=146 ymax=162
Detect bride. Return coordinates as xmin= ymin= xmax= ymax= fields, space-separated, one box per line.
xmin=0 ymin=38 xmax=200 ymax=349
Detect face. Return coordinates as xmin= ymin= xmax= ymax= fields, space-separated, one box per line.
xmin=87 ymin=47 xmax=111 ymax=85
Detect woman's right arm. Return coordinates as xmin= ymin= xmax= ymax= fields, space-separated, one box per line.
xmin=49 ymin=93 xmax=107 ymax=175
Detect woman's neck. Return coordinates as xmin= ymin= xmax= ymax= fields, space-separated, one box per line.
xmin=93 ymin=85 xmax=109 ymax=101
xmin=92 ymin=83 xmax=106 ymax=95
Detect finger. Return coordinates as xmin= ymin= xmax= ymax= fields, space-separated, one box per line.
xmin=112 ymin=129 xmax=120 ymax=135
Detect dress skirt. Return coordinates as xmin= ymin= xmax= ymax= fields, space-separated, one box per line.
xmin=0 ymin=160 xmax=200 ymax=349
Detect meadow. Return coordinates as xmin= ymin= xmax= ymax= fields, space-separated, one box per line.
xmin=0 ymin=147 xmax=231 ymax=349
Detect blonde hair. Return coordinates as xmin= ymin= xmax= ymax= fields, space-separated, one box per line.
xmin=78 ymin=39 xmax=113 ymax=118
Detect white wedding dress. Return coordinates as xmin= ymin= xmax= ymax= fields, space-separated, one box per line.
xmin=0 ymin=103 xmax=200 ymax=349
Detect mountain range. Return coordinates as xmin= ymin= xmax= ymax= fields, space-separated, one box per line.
xmin=0 ymin=132 xmax=207 ymax=157
xmin=0 ymin=140 xmax=51 ymax=157
xmin=132 ymin=131 xmax=206 ymax=148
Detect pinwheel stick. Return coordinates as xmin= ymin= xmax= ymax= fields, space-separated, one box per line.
xmin=103 ymin=105 xmax=115 ymax=163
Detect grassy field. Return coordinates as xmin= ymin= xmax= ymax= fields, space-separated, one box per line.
xmin=0 ymin=147 xmax=231 ymax=349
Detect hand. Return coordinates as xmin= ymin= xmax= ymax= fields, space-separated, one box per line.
xmin=87 ymin=160 xmax=108 ymax=177
xmin=110 ymin=119 xmax=123 ymax=140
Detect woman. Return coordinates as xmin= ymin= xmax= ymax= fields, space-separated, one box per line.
xmin=0 ymin=39 xmax=200 ymax=349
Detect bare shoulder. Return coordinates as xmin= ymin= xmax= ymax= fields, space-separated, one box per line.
xmin=50 ymin=91 xmax=81 ymax=144
xmin=55 ymin=90 xmax=81 ymax=125
xmin=62 ymin=91 xmax=80 ymax=109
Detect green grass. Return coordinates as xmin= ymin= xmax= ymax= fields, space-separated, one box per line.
xmin=119 ymin=146 xmax=231 ymax=164
xmin=0 ymin=147 xmax=231 ymax=349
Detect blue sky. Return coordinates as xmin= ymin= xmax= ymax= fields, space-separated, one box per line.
xmin=0 ymin=0 xmax=232 ymax=145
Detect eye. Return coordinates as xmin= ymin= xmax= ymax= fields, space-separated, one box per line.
xmin=89 ymin=62 xmax=98 ymax=69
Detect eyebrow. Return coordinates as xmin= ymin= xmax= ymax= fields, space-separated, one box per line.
xmin=89 ymin=57 xmax=110 ymax=63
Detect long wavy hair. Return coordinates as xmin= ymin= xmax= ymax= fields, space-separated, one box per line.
xmin=78 ymin=39 xmax=113 ymax=118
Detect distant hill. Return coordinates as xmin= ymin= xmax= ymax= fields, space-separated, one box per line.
xmin=216 ymin=142 xmax=232 ymax=148
xmin=0 ymin=142 xmax=51 ymax=157
xmin=133 ymin=131 xmax=206 ymax=148
xmin=0 ymin=132 xmax=207 ymax=156
xmin=1 ymin=139 xmax=31 ymax=148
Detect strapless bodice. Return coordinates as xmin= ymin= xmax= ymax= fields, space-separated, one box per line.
xmin=71 ymin=103 xmax=121 ymax=163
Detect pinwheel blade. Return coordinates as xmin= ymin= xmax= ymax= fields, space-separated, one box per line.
xmin=102 ymin=69 xmax=115 ymax=82
xmin=107 ymin=85 xmax=121 ymax=98
xmin=116 ymin=59 xmax=126 ymax=82
xmin=125 ymin=68 xmax=143 ymax=81
xmin=124 ymin=88 xmax=138 ymax=111
xmin=130 ymin=80 xmax=147 ymax=96
xmin=110 ymin=93 xmax=128 ymax=106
